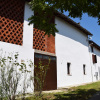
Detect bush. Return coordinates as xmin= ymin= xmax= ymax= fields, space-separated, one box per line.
xmin=0 ymin=51 xmax=33 ymax=100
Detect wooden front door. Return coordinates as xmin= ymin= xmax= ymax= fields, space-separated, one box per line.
xmin=34 ymin=53 xmax=57 ymax=91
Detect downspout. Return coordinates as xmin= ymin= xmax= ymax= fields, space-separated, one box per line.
xmin=87 ymin=36 xmax=93 ymax=82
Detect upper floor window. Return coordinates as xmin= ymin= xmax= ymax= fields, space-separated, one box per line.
xmin=92 ymin=54 xmax=97 ymax=64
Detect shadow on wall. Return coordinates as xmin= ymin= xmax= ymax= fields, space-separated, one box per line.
xmin=0 ymin=0 xmax=25 ymax=23
xmin=55 ymin=17 xmax=89 ymax=48
xmin=54 ymin=89 xmax=99 ymax=100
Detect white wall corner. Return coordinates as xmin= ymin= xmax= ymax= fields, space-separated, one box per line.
xmin=23 ymin=2 xmax=34 ymax=49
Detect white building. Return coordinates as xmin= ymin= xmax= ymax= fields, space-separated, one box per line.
xmin=0 ymin=0 xmax=100 ymax=92
xmin=89 ymin=41 xmax=100 ymax=82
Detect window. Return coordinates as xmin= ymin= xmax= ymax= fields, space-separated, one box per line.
xmin=91 ymin=46 xmax=94 ymax=52
xmin=67 ymin=63 xmax=71 ymax=75
xmin=83 ymin=64 xmax=86 ymax=75
xmin=92 ymin=54 xmax=97 ymax=64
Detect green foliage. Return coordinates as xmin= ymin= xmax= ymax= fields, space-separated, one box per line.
xmin=28 ymin=0 xmax=100 ymax=36
xmin=0 ymin=52 xmax=20 ymax=100
xmin=0 ymin=50 xmax=51 ymax=99
xmin=0 ymin=51 xmax=33 ymax=100
xmin=28 ymin=0 xmax=58 ymax=36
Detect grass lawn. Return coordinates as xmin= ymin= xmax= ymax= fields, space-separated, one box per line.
xmin=19 ymin=81 xmax=100 ymax=100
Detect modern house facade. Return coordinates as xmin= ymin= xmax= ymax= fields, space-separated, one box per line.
xmin=0 ymin=0 xmax=100 ymax=92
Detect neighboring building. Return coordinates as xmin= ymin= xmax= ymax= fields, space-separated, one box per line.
xmin=0 ymin=0 xmax=100 ymax=92
xmin=89 ymin=40 xmax=100 ymax=82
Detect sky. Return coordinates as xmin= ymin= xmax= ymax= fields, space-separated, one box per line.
xmin=64 ymin=12 xmax=100 ymax=46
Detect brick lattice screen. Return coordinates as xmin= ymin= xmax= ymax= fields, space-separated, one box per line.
xmin=33 ymin=28 xmax=46 ymax=51
xmin=33 ymin=28 xmax=55 ymax=53
xmin=0 ymin=0 xmax=25 ymax=45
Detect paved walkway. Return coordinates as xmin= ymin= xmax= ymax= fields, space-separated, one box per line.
xmin=89 ymin=92 xmax=100 ymax=100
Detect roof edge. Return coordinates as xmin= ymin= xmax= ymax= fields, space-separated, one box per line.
xmin=89 ymin=40 xmax=100 ymax=51
xmin=54 ymin=11 xmax=93 ymax=36
xmin=24 ymin=3 xmax=93 ymax=36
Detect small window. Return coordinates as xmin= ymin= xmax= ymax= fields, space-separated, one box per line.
xmin=91 ymin=46 xmax=94 ymax=52
xmin=67 ymin=63 xmax=71 ymax=75
xmin=92 ymin=54 xmax=97 ymax=64
xmin=83 ymin=65 xmax=86 ymax=75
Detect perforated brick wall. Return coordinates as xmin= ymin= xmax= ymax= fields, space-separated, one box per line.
xmin=33 ymin=28 xmax=55 ymax=54
xmin=33 ymin=28 xmax=46 ymax=51
xmin=0 ymin=0 xmax=25 ymax=45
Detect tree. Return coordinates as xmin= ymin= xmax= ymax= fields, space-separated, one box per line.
xmin=28 ymin=0 xmax=100 ymax=36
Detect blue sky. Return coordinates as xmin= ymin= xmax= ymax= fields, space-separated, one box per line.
xmin=64 ymin=12 xmax=100 ymax=45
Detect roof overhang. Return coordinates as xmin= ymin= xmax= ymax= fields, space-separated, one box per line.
xmin=89 ymin=40 xmax=100 ymax=50
xmin=54 ymin=11 xmax=93 ymax=36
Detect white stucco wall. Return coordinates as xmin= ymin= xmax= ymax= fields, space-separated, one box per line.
xmin=0 ymin=42 xmax=34 ymax=93
xmin=0 ymin=2 xmax=34 ymax=93
xmin=23 ymin=2 xmax=33 ymax=49
xmin=55 ymin=17 xmax=93 ymax=88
